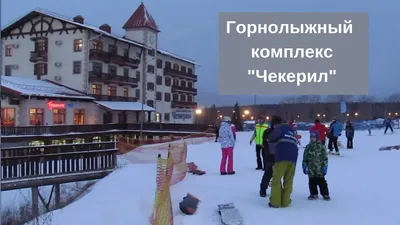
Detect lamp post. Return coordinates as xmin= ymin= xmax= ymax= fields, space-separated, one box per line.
xmin=195 ymin=109 xmax=202 ymax=124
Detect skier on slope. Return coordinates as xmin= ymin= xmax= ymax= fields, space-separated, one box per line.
xmin=327 ymin=118 xmax=342 ymax=155
xmin=345 ymin=121 xmax=355 ymax=149
xmin=310 ymin=119 xmax=329 ymax=146
xmin=219 ymin=116 xmax=235 ymax=175
xmin=383 ymin=117 xmax=394 ymax=134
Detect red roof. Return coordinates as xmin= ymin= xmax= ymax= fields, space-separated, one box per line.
xmin=123 ymin=3 xmax=159 ymax=32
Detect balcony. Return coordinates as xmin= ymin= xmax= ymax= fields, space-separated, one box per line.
xmin=1 ymin=123 xmax=211 ymax=136
xmin=90 ymin=94 xmax=138 ymax=102
xmin=163 ymin=67 xmax=197 ymax=81
xmin=29 ymin=51 xmax=48 ymax=63
xmin=171 ymin=100 xmax=197 ymax=109
xmin=171 ymin=84 xmax=197 ymax=95
xmin=89 ymin=49 xmax=140 ymax=69
xmin=89 ymin=71 xmax=138 ymax=87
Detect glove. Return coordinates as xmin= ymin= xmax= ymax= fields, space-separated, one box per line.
xmin=322 ymin=166 xmax=328 ymax=175
xmin=339 ymin=133 xmax=342 ymax=136
xmin=302 ymin=163 xmax=308 ymax=175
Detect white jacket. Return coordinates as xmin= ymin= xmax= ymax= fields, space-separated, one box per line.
xmin=219 ymin=122 xmax=235 ymax=148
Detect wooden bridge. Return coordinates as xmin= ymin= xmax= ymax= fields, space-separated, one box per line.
xmin=1 ymin=142 xmax=119 ymax=217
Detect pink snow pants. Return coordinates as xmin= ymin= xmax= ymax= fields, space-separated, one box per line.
xmin=220 ymin=146 xmax=234 ymax=173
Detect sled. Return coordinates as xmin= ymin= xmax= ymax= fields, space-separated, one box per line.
xmin=179 ymin=193 xmax=200 ymax=215
xmin=379 ymin=145 xmax=400 ymax=151
xmin=217 ymin=203 xmax=244 ymax=225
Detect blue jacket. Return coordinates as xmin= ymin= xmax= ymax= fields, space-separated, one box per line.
xmin=329 ymin=121 xmax=342 ymax=137
xmin=268 ymin=124 xmax=299 ymax=164
xmin=383 ymin=118 xmax=394 ymax=126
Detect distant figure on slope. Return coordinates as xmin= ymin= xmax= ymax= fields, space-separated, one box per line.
xmin=302 ymin=131 xmax=330 ymax=201
xmin=231 ymin=123 xmax=237 ymax=141
xmin=259 ymin=117 xmax=278 ymax=197
xmin=250 ymin=116 xmax=270 ymax=170
xmin=215 ymin=119 xmax=221 ymax=142
xmin=383 ymin=117 xmax=394 ymax=134
xmin=267 ymin=116 xmax=299 ymax=208
xmin=310 ymin=119 xmax=329 ymax=146
xmin=345 ymin=121 xmax=355 ymax=149
xmin=327 ymin=118 xmax=342 ymax=155
xmin=219 ymin=116 xmax=235 ymax=175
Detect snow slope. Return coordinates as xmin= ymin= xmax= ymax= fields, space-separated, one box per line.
xmin=28 ymin=130 xmax=400 ymax=225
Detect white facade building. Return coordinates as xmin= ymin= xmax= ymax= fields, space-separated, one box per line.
xmin=1 ymin=3 xmax=198 ymax=124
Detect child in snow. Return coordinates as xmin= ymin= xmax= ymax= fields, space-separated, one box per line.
xmin=302 ymin=131 xmax=331 ymax=201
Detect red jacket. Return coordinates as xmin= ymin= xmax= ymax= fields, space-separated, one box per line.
xmin=310 ymin=123 xmax=328 ymax=141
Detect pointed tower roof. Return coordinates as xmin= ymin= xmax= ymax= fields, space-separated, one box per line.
xmin=123 ymin=3 xmax=159 ymax=32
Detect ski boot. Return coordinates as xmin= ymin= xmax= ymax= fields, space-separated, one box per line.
xmin=308 ymin=195 xmax=318 ymax=200
xmin=322 ymin=195 xmax=331 ymax=201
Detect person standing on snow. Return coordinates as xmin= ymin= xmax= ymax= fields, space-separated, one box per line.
xmin=310 ymin=119 xmax=329 ymax=146
xmin=250 ymin=116 xmax=270 ymax=170
xmin=327 ymin=118 xmax=342 ymax=155
xmin=345 ymin=121 xmax=355 ymax=149
xmin=302 ymin=131 xmax=330 ymax=201
xmin=214 ymin=119 xmax=221 ymax=142
xmin=219 ymin=116 xmax=236 ymax=175
xmin=259 ymin=117 xmax=278 ymax=197
xmin=267 ymin=116 xmax=299 ymax=208
xmin=383 ymin=117 xmax=394 ymax=134
xmin=231 ymin=122 xmax=237 ymax=141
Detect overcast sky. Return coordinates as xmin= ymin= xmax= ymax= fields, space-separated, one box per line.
xmin=2 ymin=0 xmax=399 ymax=107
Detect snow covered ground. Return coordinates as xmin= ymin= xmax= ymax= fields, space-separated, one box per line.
xmin=26 ymin=129 xmax=400 ymax=225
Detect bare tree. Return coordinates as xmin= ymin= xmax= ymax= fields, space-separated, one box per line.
xmin=279 ymin=96 xmax=296 ymax=104
xmin=357 ymin=95 xmax=376 ymax=102
xmin=388 ymin=93 xmax=400 ymax=102
xmin=326 ymin=95 xmax=353 ymax=102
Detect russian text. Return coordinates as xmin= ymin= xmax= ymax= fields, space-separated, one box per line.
xmin=251 ymin=48 xmax=333 ymax=59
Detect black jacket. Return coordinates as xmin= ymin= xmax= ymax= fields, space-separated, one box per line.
xmin=345 ymin=124 xmax=355 ymax=139
xmin=262 ymin=127 xmax=275 ymax=154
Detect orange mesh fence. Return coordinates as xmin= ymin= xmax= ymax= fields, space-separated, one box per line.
xmin=150 ymin=154 xmax=174 ymax=225
xmin=168 ymin=142 xmax=188 ymax=185
xmin=117 ymin=127 xmax=215 ymax=154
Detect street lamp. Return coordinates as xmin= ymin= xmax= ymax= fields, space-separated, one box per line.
xmin=388 ymin=112 xmax=391 ymax=116
xmin=219 ymin=115 xmax=223 ymax=118
xmin=266 ymin=116 xmax=270 ymax=120
xmin=250 ymin=116 xmax=254 ymax=120
xmin=195 ymin=109 xmax=202 ymax=115
xmin=323 ymin=114 xmax=326 ymax=117
xmin=242 ymin=115 xmax=245 ymax=118
xmin=317 ymin=114 xmax=320 ymax=117
xmin=396 ymin=112 xmax=398 ymax=116
xmin=355 ymin=112 xmax=358 ymax=116
xmin=346 ymin=113 xmax=349 ymax=116
xmin=244 ymin=110 xmax=250 ymax=115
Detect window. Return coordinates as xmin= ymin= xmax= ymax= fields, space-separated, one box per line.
xmin=156 ymin=76 xmax=162 ymax=85
xmin=165 ymin=77 xmax=171 ymax=86
xmin=29 ymin=108 xmax=44 ymax=125
xmin=35 ymin=41 xmax=47 ymax=52
xmin=1 ymin=108 xmax=16 ymax=126
xmin=108 ymin=65 xmax=117 ymax=75
xmin=173 ymin=63 xmax=179 ymax=70
xmin=173 ymin=79 xmax=179 ymax=86
xmin=73 ymin=61 xmax=82 ymax=74
xmin=164 ymin=93 xmax=171 ymax=102
xmin=91 ymin=84 xmax=102 ymax=95
xmin=173 ymin=94 xmax=179 ymax=101
xmin=34 ymin=63 xmax=47 ymax=75
xmin=157 ymin=59 xmax=163 ymax=69
xmin=93 ymin=40 xmax=103 ymax=50
xmin=74 ymin=109 xmax=85 ymax=125
xmin=135 ymin=89 xmax=140 ymax=99
xmin=5 ymin=65 xmax=12 ymax=76
xmin=73 ymin=39 xmax=83 ymax=52
xmin=156 ymin=92 xmax=162 ymax=101
xmin=187 ymin=95 xmax=193 ymax=102
xmin=124 ymin=49 xmax=129 ymax=57
xmin=147 ymin=65 xmax=155 ymax=74
xmin=136 ymin=71 xmax=140 ymax=81
xmin=165 ymin=61 xmax=171 ymax=69
xmin=92 ymin=62 xmax=102 ymax=73
xmin=147 ymin=100 xmax=154 ymax=108
xmin=180 ymin=80 xmax=186 ymax=87
xmin=148 ymin=49 xmax=155 ymax=56
xmin=136 ymin=52 xmax=141 ymax=58
xmin=180 ymin=94 xmax=186 ymax=102
xmin=108 ymin=86 xmax=117 ymax=96
xmin=124 ymin=68 xmax=129 ymax=77
xmin=164 ymin=113 xmax=170 ymax=122
xmin=108 ymin=44 xmax=117 ymax=54
xmin=188 ymin=68 xmax=193 ymax=74
xmin=5 ymin=45 xmax=12 ymax=57
xmin=53 ymin=109 xmax=66 ymax=125
xmin=123 ymin=87 xmax=129 ymax=97
xmin=181 ymin=66 xmax=186 ymax=73
xmin=188 ymin=82 xmax=193 ymax=88
xmin=147 ymin=82 xmax=155 ymax=91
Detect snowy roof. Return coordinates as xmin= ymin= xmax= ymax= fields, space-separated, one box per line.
xmin=123 ymin=3 xmax=159 ymax=32
xmin=1 ymin=76 xmax=94 ymax=100
xmin=2 ymin=8 xmax=198 ymax=65
xmin=95 ymin=101 xmax=155 ymax=111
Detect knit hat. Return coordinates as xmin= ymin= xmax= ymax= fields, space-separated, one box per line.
xmin=271 ymin=115 xmax=283 ymax=125
xmin=310 ymin=131 xmax=319 ymax=140
xmin=222 ymin=116 xmax=231 ymax=122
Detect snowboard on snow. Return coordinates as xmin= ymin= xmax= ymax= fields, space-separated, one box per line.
xmin=328 ymin=152 xmax=344 ymax=157
xmin=217 ymin=203 xmax=244 ymax=225
xmin=379 ymin=145 xmax=400 ymax=151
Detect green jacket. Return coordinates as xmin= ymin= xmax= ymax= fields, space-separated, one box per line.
xmin=251 ymin=123 xmax=269 ymax=145
xmin=302 ymin=142 xmax=328 ymax=177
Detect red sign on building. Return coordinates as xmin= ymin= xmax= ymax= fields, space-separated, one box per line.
xmin=47 ymin=101 xmax=66 ymax=110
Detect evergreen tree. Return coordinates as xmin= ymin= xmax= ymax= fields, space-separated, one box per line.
xmin=231 ymin=102 xmax=243 ymax=131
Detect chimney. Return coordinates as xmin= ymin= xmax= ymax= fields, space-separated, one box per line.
xmin=73 ymin=15 xmax=84 ymax=24
xmin=99 ymin=24 xmax=111 ymax=33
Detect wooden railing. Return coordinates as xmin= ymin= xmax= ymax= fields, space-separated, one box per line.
xmin=1 ymin=123 xmax=211 ymax=136
xmin=1 ymin=142 xmax=118 ymax=190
